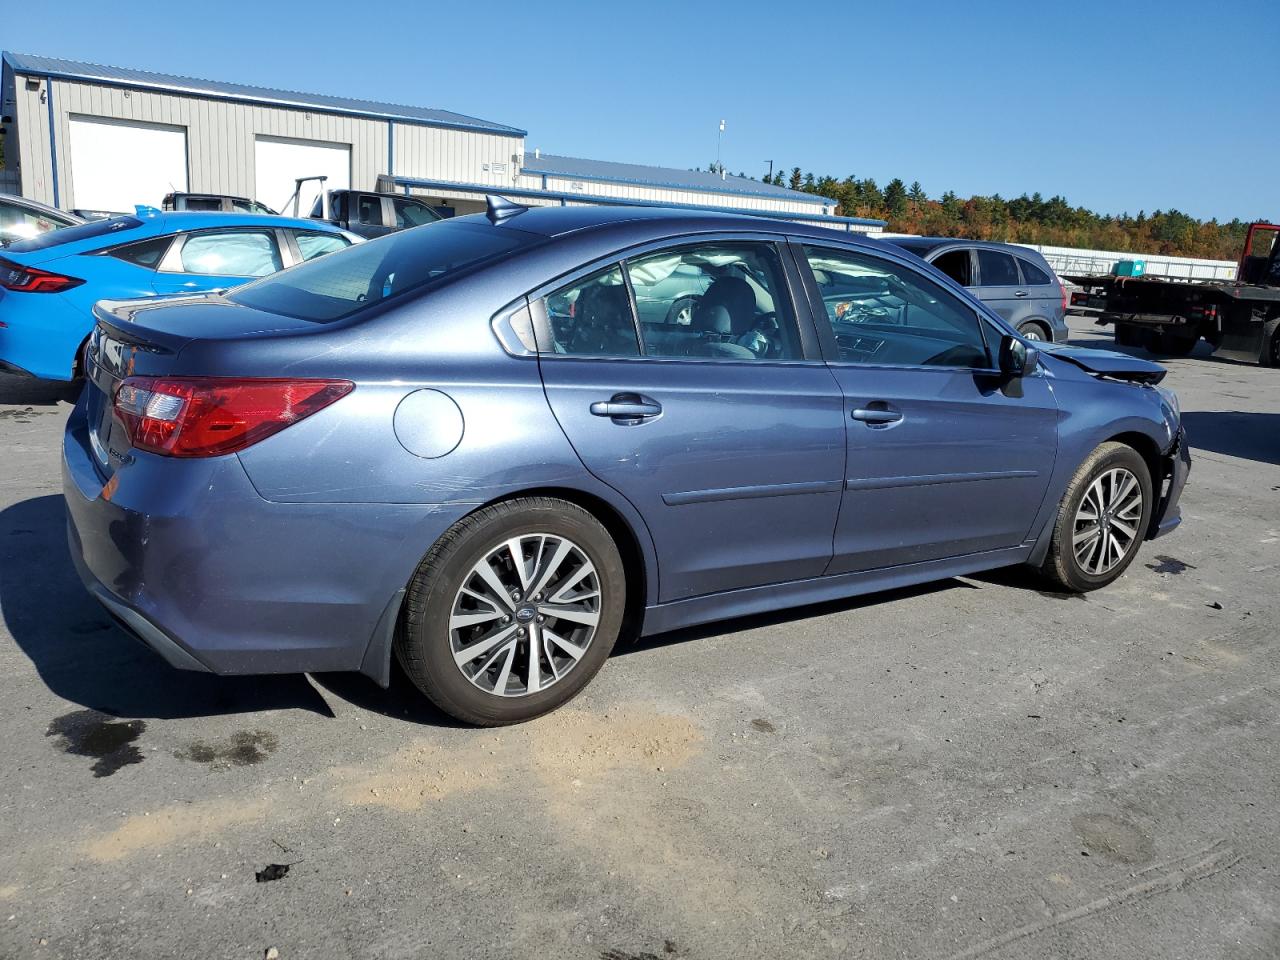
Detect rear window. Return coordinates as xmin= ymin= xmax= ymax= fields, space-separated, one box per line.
xmin=7 ymin=216 xmax=142 ymax=252
xmin=228 ymin=220 xmax=539 ymax=323
xmin=1016 ymin=256 xmax=1053 ymax=285
xmin=886 ymin=239 xmax=937 ymax=256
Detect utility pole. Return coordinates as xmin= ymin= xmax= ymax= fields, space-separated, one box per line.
xmin=765 ymin=160 xmax=773 ymax=182
xmin=716 ymin=120 xmax=725 ymax=178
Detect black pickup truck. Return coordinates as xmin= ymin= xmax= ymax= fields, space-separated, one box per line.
xmin=1067 ymin=221 xmax=1280 ymax=366
xmin=307 ymin=189 xmax=443 ymax=239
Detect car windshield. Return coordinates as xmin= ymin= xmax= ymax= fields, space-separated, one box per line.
xmin=6 ymin=216 xmax=143 ymax=252
xmin=228 ymin=219 xmax=540 ymax=323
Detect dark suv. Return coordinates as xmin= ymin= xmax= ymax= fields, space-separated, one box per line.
xmin=307 ymin=190 xmax=443 ymax=239
xmin=162 ymin=192 xmax=278 ymax=215
xmin=884 ymin=238 xmax=1068 ymax=342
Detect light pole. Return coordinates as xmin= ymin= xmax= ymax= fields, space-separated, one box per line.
xmin=716 ymin=120 xmax=725 ymax=178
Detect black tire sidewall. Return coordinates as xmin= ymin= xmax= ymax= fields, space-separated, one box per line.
xmin=1053 ymin=445 xmax=1153 ymax=591
xmin=400 ymin=501 xmax=626 ymax=725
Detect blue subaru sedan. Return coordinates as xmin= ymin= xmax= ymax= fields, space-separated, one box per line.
xmin=63 ymin=201 xmax=1189 ymax=725
xmin=0 ymin=209 xmax=357 ymax=381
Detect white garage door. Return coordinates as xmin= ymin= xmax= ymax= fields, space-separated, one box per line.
xmin=68 ymin=116 xmax=188 ymax=212
xmin=255 ymin=136 xmax=351 ymax=217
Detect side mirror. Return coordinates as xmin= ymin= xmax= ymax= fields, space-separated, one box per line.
xmin=998 ymin=334 xmax=1039 ymax=379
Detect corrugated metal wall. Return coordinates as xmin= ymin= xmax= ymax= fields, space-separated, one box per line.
xmin=8 ymin=66 xmax=835 ymax=222
xmin=44 ymin=79 xmax=394 ymax=207
xmin=393 ymin=126 xmax=523 ymax=187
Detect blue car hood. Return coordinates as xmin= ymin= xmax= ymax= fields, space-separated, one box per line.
xmin=1038 ymin=342 xmax=1167 ymax=385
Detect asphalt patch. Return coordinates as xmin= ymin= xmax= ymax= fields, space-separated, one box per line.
xmin=255 ymin=864 xmax=290 ymax=883
xmin=750 ymin=718 xmax=777 ymax=733
xmin=175 ymin=731 xmax=279 ymax=769
xmin=46 ymin=709 xmax=146 ymax=778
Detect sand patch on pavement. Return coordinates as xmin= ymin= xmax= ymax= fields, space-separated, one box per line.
xmin=83 ymin=798 xmax=271 ymax=862
xmin=340 ymin=705 xmax=702 ymax=811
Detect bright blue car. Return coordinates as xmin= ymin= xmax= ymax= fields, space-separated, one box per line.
xmin=0 ymin=209 xmax=357 ymax=381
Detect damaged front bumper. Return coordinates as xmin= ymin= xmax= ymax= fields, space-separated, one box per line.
xmin=1150 ymin=426 xmax=1190 ymax=539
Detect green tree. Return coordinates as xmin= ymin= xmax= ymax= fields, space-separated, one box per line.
xmin=789 ymin=167 xmax=803 ymax=191
xmin=884 ymin=178 xmax=909 ymax=219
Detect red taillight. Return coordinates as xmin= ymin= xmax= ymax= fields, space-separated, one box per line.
xmin=113 ymin=377 xmax=354 ymax=458
xmin=1058 ymin=279 xmax=1069 ymax=314
xmin=0 ymin=257 xmax=85 ymax=293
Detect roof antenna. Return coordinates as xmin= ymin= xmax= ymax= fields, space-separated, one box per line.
xmin=486 ymin=194 xmax=528 ymax=224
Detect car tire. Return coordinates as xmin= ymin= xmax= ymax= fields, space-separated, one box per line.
xmin=395 ymin=497 xmax=627 ymax=726
xmin=666 ymin=295 xmax=698 ymax=326
xmin=1037 ymin=442 xmax=1153 ymax=593
xmin=1152 ymin=331 xmax=1198 ymax=356
xmin=1261 ymin=325 xmax=1280 ymax=368
xmin=1114 ymin=323 xmax=1142 ymax=347
xmin=1017 ymin=321 xmax=1049 ymax=342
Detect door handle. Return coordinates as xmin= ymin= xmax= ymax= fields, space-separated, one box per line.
xmin=1013 ymin=290 xmax=1029 ymax=298
xmin=851 ymin=406 xmax=903 ymax=425
xmin=590 ymin=393 xmax=662 ymax=421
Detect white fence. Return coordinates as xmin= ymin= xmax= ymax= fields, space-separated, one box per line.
xmin=1015 ymin=243 xmax=1236 ymax=281
xmin=879 ymin=233 xmax=1238 ymax=281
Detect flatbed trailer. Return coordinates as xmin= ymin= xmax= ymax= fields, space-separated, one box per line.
xmin=1064 ymin=221 xmax=1280 ymax=367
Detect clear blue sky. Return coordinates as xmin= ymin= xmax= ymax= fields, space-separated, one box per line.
xmin=5 ymin=0 xmax=1277 ymax=221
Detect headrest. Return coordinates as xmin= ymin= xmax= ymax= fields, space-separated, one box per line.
xmin=698 ymin=303 xmax=732 ymax=336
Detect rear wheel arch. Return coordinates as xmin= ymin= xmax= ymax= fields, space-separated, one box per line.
xmin=363 ymin=485 xmax=655 ymax=690
xmin=477 ymin=486 xmax=652 ymax=639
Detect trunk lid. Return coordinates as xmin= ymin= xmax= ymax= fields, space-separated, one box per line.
xmin=84 ymin=294 xmax=344 ymax=478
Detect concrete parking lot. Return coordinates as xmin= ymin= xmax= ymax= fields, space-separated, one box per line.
xmin=1 ymin=316 xmax=1277 ymax=960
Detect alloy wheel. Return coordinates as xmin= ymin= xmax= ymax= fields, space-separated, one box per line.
xmin=1021 ymin=326 xmax=1045 ymax=342
xmin=1072 ymin=467 xmax=1143 ymax=576
xmin=449 ymin=533 xmax=601 ymax=697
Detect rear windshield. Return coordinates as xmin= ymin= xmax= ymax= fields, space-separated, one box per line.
xmin=884 ymin=238 xmax=936 ymax=256
xmin=6 ymin=216 xmax=142 ymax=252
xmin=229 ymin=220 xmax=539 ymax=323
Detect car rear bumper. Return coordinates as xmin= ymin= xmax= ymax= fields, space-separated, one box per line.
xmin=62 ymin=394 xmax=472 ymax=678
xmin=1150 ymin=426 xmax=1190 ymax=539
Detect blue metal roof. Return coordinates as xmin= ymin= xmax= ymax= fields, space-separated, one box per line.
xmin=522 ymin=154 xmax=835 ymax=206
xmin=2 ymin=51 xmax=526 ymax=137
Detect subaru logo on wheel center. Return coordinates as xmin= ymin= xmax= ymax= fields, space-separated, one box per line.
xmin=515 ymin=606 xmax=536 ymax=623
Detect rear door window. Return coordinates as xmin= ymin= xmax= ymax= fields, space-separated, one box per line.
xmin=977 ymin=249 xmax=1020 ymax=286
xmin=930 ymin=248 xmax=973 ymax=286
xmin=624 ymin=241 xmax=803 ymax=360
xmin=175 ymin=230 xmax=282 ymax=277
xmin=543 ymin=266 xmax=641 ymax=357
xmin=1016 ymin=256 xmax=1053 ymax=285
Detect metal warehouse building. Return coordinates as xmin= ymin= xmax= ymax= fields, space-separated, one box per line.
xmin=0 ymin=52 xmax=883 ymax=233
